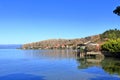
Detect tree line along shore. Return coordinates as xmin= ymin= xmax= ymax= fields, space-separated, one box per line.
xmin=22 ymin=29 xmax=120 ymax=57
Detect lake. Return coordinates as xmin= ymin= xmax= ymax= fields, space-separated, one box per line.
xmin=0 ymin=49 xmax=120 ymax=80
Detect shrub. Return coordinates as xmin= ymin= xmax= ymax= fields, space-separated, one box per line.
xmin=101 ymin=38 xmax=120 ymax=53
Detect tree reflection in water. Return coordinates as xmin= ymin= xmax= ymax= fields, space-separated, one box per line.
xmin=76 ymin=56 xmax=120 ymax=76
xmin=101 ymin=58 xmax=120 ymax=76
xmin=24 ymin=50 xmax=120 ymax=76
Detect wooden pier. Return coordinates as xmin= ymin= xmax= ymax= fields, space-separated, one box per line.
xmin=87 ymin=52 xmax=102 ymax=55
xmin=76 ymin=51 xmax=104 ymax=59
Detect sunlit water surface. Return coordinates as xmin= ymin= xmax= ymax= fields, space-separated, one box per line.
xmin=0 ymin=49 xmax=120 ymax=80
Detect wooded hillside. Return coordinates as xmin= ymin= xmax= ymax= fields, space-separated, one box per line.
xmin=22 ymin=29 xmax=120 ymax=50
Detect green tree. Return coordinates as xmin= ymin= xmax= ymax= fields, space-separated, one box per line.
xmin=100 ymin=29 xmax=120 ymax=40
xmin=101 ymin=38 xmax=120 ymax=53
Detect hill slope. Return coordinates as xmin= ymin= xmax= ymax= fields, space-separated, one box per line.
xmin=22 ymin=29 xmax=120 ymax=49
xmin=22 ymin=35 xmax=100 ymax=49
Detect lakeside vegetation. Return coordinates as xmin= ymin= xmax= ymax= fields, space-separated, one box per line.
xmin=101 ymin=29 xmax=120 ymax=57
xmin=22 ymin=29 xmax=120 ymax=57
xmin=101 ymin=38 xmax=120 ymax=53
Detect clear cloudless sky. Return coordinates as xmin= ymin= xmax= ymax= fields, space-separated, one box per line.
xmin=0 ymin=0 xmax=120 ymax=44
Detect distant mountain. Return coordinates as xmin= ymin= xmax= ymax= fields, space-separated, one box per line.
xmin=0 ymin=44 xmax=22 ymax=49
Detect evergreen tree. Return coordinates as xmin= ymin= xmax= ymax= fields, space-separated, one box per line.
xmin=100 ymin=29 xmax=120 ymax=40
xmin=113 ymin=6 xmax=120 ymax=16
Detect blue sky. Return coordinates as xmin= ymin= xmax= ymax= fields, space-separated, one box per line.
xmin=0 ymin=0 xmax=120 ymax=44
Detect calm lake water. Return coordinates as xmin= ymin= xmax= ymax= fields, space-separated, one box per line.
xmin=0 ymin=49 xmax=120 ymax=80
